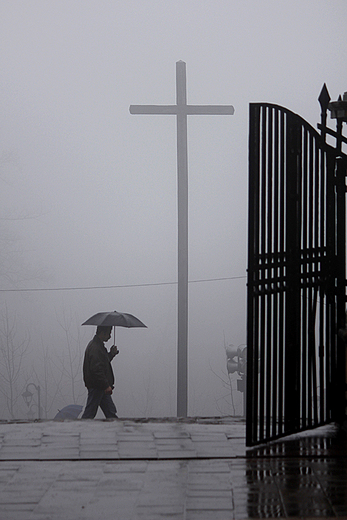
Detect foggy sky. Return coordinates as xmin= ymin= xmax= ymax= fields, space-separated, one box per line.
xmin=0 ymin=1 xmax=346 ymax=418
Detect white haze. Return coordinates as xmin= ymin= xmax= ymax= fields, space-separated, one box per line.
xmin=0 ymin=0 xmax=346 ymax=419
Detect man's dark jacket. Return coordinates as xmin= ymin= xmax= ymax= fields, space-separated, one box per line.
xmin=83 ymin=335 xmax=115 ymax=390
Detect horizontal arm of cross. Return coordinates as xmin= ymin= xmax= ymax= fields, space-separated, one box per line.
xmin=129 ymin=105 xmax=234 ymax=115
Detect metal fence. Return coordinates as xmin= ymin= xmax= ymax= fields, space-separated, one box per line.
xmin=246 ymin=87 xmax=347 ymax=446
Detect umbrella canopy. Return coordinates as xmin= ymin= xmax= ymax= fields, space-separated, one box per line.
xmin=54 ymin=404 xmax=83 ymax=420
xmin=82 ymin=310 xmax=147 ymax=328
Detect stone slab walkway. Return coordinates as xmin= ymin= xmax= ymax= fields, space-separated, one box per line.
xmin=0 ymin=418 xmax=346 ymax=519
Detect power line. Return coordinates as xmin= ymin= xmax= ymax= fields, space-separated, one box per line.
xmin=0 ymin=275 xmax=246 ymax=293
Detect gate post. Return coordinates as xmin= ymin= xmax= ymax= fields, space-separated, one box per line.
xmin=284 ymin=113 xmax=302 ymax=432
xmin=327 ymin=92 xmax=347 ymax=425
xmin=335 ymin=155 xmax=347 ymax=423
xmin=246 ymin=103 xmax=261 ymax=446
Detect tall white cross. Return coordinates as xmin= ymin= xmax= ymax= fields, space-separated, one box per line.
xmin=130 ymin=61 xmax=234 ymax=417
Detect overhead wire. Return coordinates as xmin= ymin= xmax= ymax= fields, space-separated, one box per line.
xmin=0 ymin=275 xmax=246 ymax=293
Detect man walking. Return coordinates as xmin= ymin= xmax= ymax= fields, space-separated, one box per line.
xmin=81 ymin=325 xmax=119 ymax=419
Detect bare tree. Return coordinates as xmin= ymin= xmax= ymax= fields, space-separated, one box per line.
xmin=0 ymin=153 xmax=47 ymax=419
xmin=30 ymin=340 xmax=64 ymax=419
xmin=55 ymin=310 xmax=85 ymax=406
xmin=0 ymin=308 xmax=30 ymax=419
xmin=209 ymin=360 xmax=237 ymax=416
xmin=130 ymin=369 xmax=156 ymax=417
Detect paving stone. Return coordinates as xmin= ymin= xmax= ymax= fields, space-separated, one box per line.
xmin=2 ymin=439 xmax=41 ymax=447
xmin=115 ymin=434 xmax=154 ymax=442
xmin=79 ymin=450 xmax=119 ymax=459
xmin=96 ymin=475 xmax=144 ymax=492
xmin=152 ymin=431 xmax=190 ymax=439
xmin=38 ymin=448 xmax=80 ymax=460
xmin=117 ymin=439 xmax=156 ymax=447
xmin=81 ymin=442 xmax=117 ymax=450
xmin=104 ymin=461 xmax=148 ymax=473
xmin=186 ymin=496 xmax=234 ymax=510
xmin=0 ymin=503 xmax=36 ymax=512
xmin=157 ymin=450 xmax=197 ymax=459
xmin=136 ymin=504 xmax=185 ymax=515
xmin=186 ymin=510 xmax=234 ymax=520
xmin=155 ymin=440 xmax=190 ymax=449
xmin=189 ymin=460 xmax=231 ymax=472
xmin=155 ymin=443 xmax=196 ymax=453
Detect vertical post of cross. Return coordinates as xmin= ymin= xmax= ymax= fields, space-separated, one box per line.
xmin=176 ymin=61 xmax=189 ymax=417
xmin=130 ymin=62 xmax=234 ymax=417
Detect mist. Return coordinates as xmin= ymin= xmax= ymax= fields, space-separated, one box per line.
xmin=0 ymin=0 xmax=346 ymax=419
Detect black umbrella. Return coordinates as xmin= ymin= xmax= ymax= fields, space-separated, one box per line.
xmin=82 ymin=310 xmax=147 ymax=328
xmin=82 ymin=310 xmax=147 ymax=344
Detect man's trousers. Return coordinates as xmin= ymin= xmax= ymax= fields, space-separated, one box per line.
xmin=81 ymin=388 xmax=117 ymax=419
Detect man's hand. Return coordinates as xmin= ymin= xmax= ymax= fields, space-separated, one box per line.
xmin=110 ymin=345 xmax=119 ymax=356
xmin=105 ymin=386 xmax=113 ymax=395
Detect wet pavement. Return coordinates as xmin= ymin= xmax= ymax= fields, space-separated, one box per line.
xmin=0 ymin=417 xmax=346 ymax=519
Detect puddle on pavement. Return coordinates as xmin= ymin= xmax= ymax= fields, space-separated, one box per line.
xmin=241 ymin=427 xmax=347 ymax=517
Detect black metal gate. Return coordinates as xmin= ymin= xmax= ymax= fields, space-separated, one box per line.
xmin=246 ymin=86 xmax=347 ymax=446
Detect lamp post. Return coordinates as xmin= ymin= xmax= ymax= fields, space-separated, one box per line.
xmin=226 ymin=344 xmax=247 ymax=417
xmin=328 ymin=92 xmax=347 ymax=122
xmin=22 ymin=383 xmax=41 ymax=420
xmin=328 ymin=91 xmax=347 ymax=154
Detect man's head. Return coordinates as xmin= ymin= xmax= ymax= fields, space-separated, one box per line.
xmin=96 ymin=326 xmax=112 ymax=342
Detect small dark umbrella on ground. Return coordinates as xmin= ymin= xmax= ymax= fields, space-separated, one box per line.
xmin=54 ymin=404 xmax=83 ymax=420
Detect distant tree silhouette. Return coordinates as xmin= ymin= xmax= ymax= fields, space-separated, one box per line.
xmin=0 ymin=308 xmax=30 ymax=419
xmin=55 ymin=310 xmax=85 ymax=406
